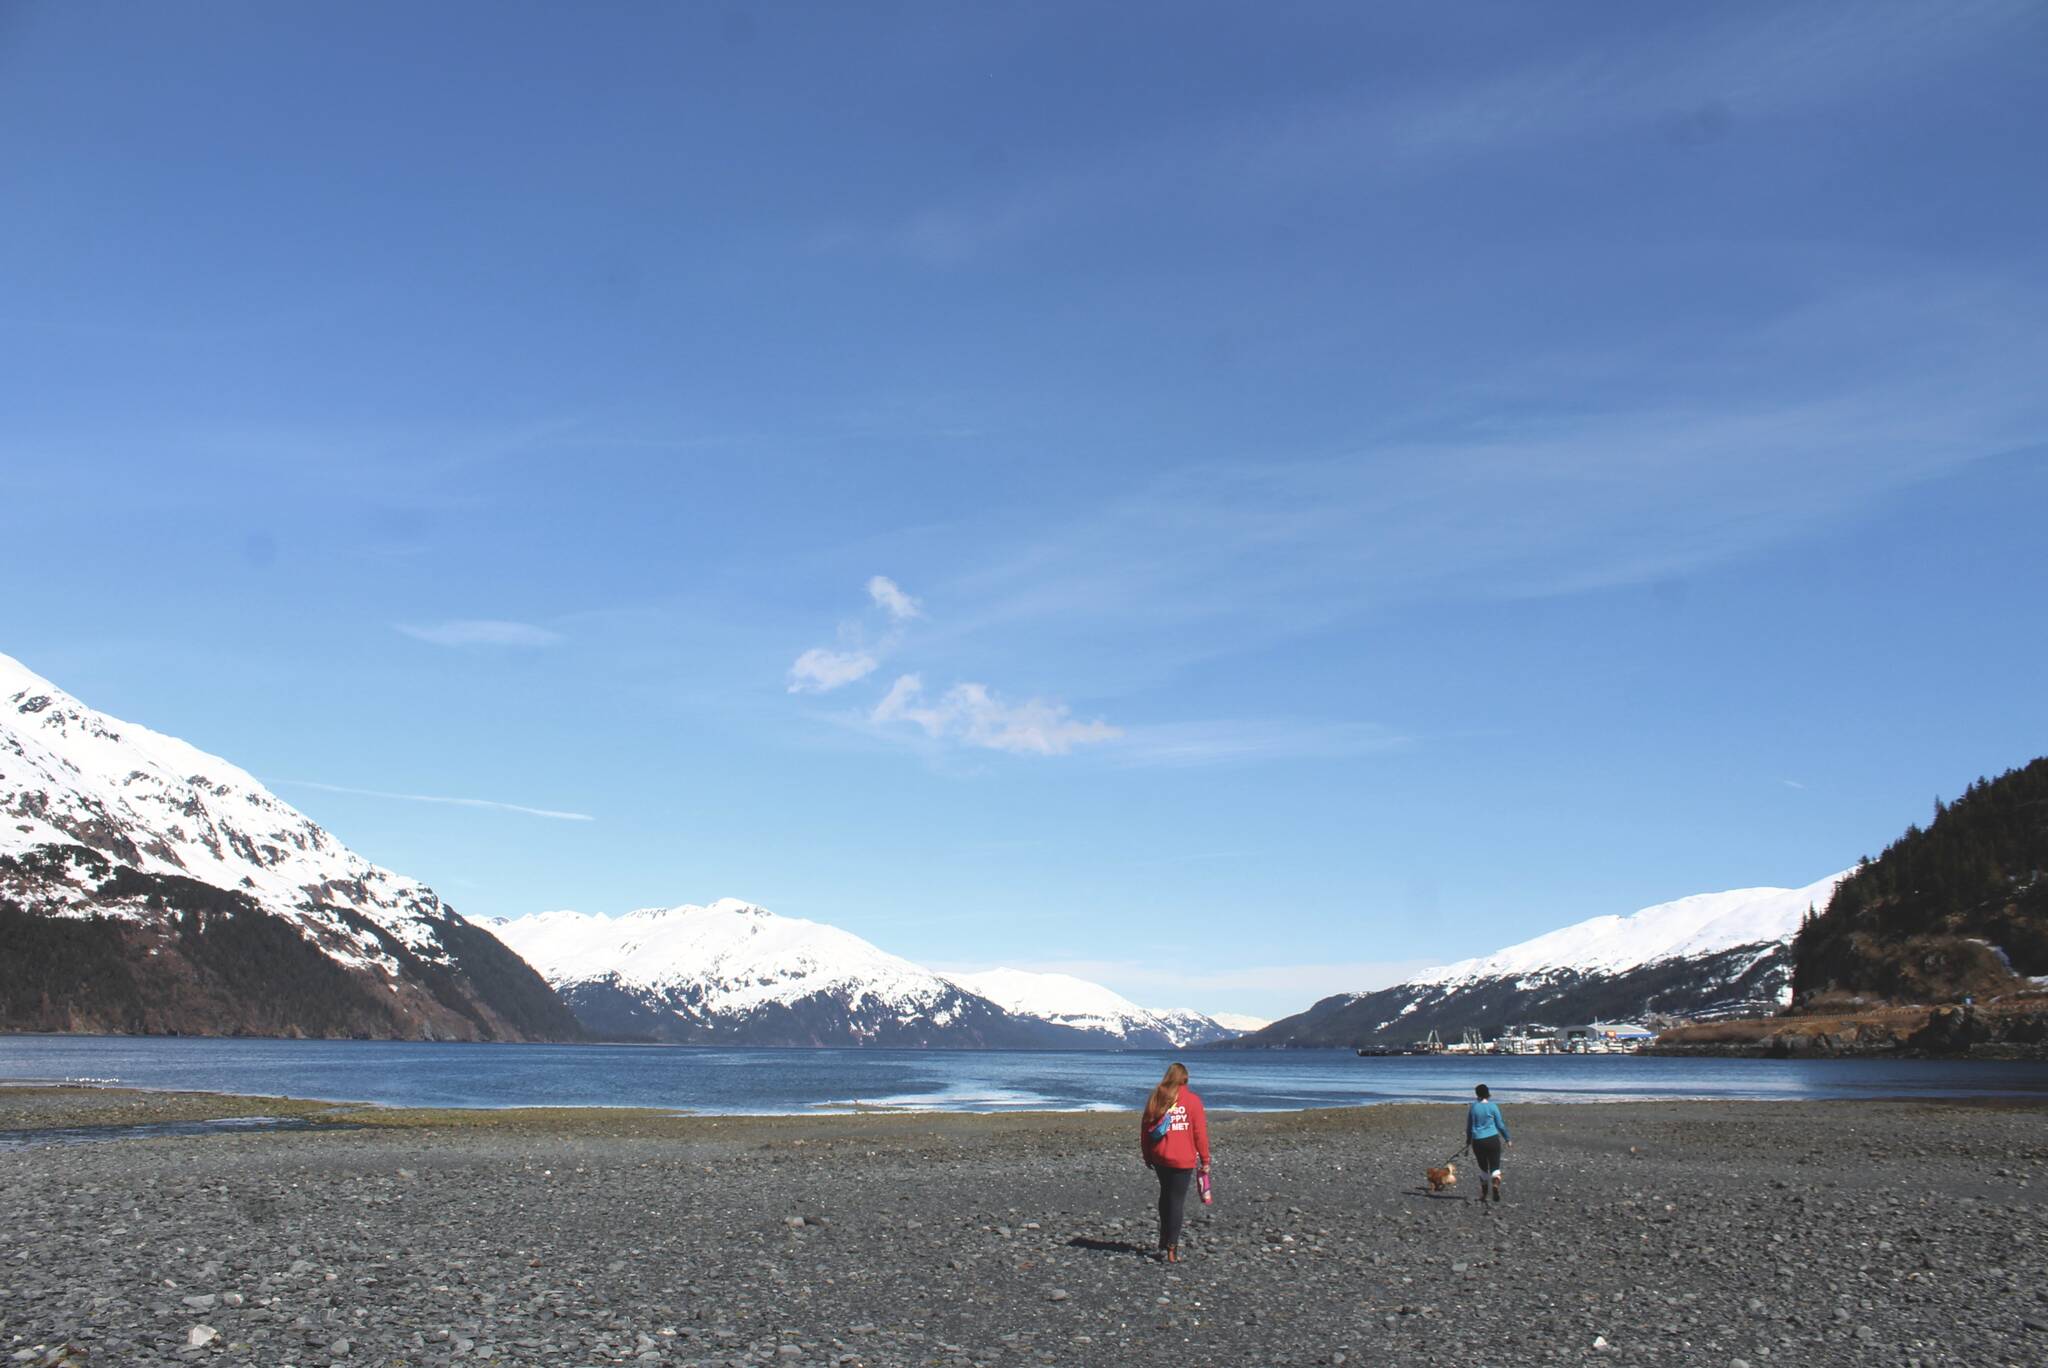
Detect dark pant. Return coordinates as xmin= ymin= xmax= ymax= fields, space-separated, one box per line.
xmin=1153 ymin=1164 xmax=1195 ymax=1248
xmin=1472 ymin=1135 xmax=1503 ymax=1195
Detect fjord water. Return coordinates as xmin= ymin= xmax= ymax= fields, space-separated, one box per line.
xmin=4 ymin=1036 xmax=2046 ymax=1114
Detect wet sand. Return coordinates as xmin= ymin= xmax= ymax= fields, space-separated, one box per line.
xmin=3 ymin=1087 xmax=2045 ymax=1366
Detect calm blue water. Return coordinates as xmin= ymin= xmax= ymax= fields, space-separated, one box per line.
xmin=4 ymin=1036 xmax=2047 ymax=1115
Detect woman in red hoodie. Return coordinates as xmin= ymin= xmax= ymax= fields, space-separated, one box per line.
xmin=1139 ymin=1062 xmax=1210 ymax=1262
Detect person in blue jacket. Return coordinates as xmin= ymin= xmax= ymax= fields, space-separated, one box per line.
xmin=1465 ymin=1084 xmax=1512 ymax=1203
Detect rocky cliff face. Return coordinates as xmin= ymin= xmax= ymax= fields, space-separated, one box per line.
xmin=0 ymin=653 xmax=583 ymax=1041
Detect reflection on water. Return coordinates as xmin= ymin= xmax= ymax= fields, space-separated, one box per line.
xmin=2 ymin=1036 xmax=2045 ymax=1116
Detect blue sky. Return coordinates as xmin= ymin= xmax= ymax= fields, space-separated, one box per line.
xmin=3 ymin=2 xmax=2044 ymax=1019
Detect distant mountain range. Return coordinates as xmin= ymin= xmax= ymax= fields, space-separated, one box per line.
xmin=949 ymin=967 xmax=1250 ymax=1048
xmin=0 ymin=653 xmax=581 ymax=1041
xmin=0 ymin=652 xmax=1247 ymax=1048
xmin=486 ymin=904 xmax=1249 ymax=1048
xmin=1226 ymin=873 xmax=1848 ymax=1050
xmin=12 ymin=649 xmax=2028 ymax=1053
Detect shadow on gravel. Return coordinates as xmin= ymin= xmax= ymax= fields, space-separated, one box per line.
xmin=1067 ymin=1237 xmax=1150 ymax=1257
xmin=1404 ymin=1190 xmax=1471 ymax=1202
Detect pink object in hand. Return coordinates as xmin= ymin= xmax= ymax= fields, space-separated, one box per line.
xmin=1198 ymin=1169 xmax=1213 ymax=1205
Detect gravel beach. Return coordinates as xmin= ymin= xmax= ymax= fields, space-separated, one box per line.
xmin=4 ymin=1087 xmax=2045 ymax=1367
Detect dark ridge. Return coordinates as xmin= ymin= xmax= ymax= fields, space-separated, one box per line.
xmin=1 ymin=844 xmax=584 ymax=1041
xmin=1792 ymin=757 xmax=2048 ymax=1007
xmin=1218 ymin=942 xmax=1792 ymax=1050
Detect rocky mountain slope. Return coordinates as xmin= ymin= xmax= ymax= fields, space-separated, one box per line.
xmin=1226 ymin=873 xmax=1847 ymax=1049
xmin=946 ymin=967 xmax=1243 ymax=1048
xmin=0 ymin=652 xmax=582 ymax=1041
xmin=1791 ymin=757 xmax=2048 ymax=1008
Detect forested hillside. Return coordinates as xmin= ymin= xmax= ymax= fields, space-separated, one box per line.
xmin=1791 ymin=758 xmax=2048 ymax=1007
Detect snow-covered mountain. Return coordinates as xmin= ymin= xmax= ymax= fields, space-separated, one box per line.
xmin=486 ymin=901 xmax=1094 ymax=1047
xmin=0 ymin=652 xmax=581 ymax=1041
xmin=947 ymin=968 xmax=1246 ymax=1048
xmin=487 ymin=907 xmax=1258 ymax=1048
xmin=1229 ymin=873 xmax=1849 ymax=1050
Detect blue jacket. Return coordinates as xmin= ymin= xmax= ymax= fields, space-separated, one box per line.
xmin=1466 ymin=1099 xmax=1509 ymax=1144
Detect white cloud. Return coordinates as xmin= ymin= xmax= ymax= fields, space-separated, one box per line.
xmin=787 ymin=646 xmax=880 ymax=694
xmin=786 ymin=575 xmax=921 ymax=692
xmin=396 ymin=619 xmax=562 ymax=648
xmin=867 ymin=575 xmax=923 ymax=621
xmin=872 ymin=674 xmax=1121 ymax=756
xmin=277 ymin=779 xmax=593 ymax=822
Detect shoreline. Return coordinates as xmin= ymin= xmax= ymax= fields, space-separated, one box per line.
xmin=6 ymin=1088 xmax=2045 ymax=1366
xmin=6 ymin=1081 xmax=2048 ymax=1136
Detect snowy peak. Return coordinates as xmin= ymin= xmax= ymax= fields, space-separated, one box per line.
xmin=0 ymin=651 xmax=580 ymax=1041
xmin=484 ymin=899 xmax=1087 ymax=1046
xmin=1409 ymin=872 xmax=1851 ymax=987
xmin=488 ymin=906 xmax=1255 ymax=1048
xmin=948 ymin=967 xmax=1245 ymax=1048
xmin=1232 ymin=871 xmax=1852 ymax=1050
xmin=2 ymin=652 xmax=450 ymax=969
xmin=490 ymin=899 xmax=961 ymax=1020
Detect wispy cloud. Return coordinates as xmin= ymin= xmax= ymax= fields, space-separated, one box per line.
xmin=789 ymin=576 xmax=1121 ymax=756
xmin=278 ymin=780 xmax=594 ymax=822
xmin=786 ymin=574 xmax=920 ymax=692
xmin=396 ymin=619 xmax=563 ymax=648
xmin=943 ymin=271 xmax=2047 ymax=666
xmin=866 ymin=575 xmax=923 ymax=622
xmin=871 ymin=674 xmax=1121 ymax=756
xmin=1778 ymin=778 xmax=1808 ymax=791
xmin=845 ymin=3 xmax=2030 ymax=267
xmin=787 ymin=646 xmax=880 ymax=694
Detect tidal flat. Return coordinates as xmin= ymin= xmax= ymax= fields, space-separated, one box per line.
xmin=3 ymin=1088 xmax=2044 ymax=1366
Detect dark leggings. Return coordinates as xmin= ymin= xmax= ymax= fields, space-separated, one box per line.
xmin=1153 ymin=1164 xmax=1194 ymax=1248
xmin=1472 ymin=1136 xmax=1503 ymax=1187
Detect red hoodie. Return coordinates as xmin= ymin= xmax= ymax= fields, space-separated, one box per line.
xmin=1140 ymin=1088 xmax=1210 ymax=1170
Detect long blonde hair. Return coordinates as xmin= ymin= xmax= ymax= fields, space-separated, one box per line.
xmin=1144 ymin=1062 xmax=1189 ymax=1127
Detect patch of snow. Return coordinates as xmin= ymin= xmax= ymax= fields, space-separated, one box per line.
xmin=487 ymin=901 xmax=967 ymax=1018
xmin=0 ymin=650 xmax=464 ymax=975
xmin=947 ymin=967 xmax=1236 ymax=1046
xmin=1406 ymin=873 xmax=1850 ymax=987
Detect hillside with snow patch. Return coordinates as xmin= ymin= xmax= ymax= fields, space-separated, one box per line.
xmin=1227 ymin=873 xmax=1849 ymax=1049
xmin=486 ymin=902 xmax=1090 ymax=1047
xmin=947 ymin=967 xmax=1244 ymax=1048
xmin=0 ymin=652 xmax=580 ymax=1040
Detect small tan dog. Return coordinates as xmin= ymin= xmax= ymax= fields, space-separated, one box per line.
xmin=1424 ymin=1161 xmax=1458 ymax=1193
